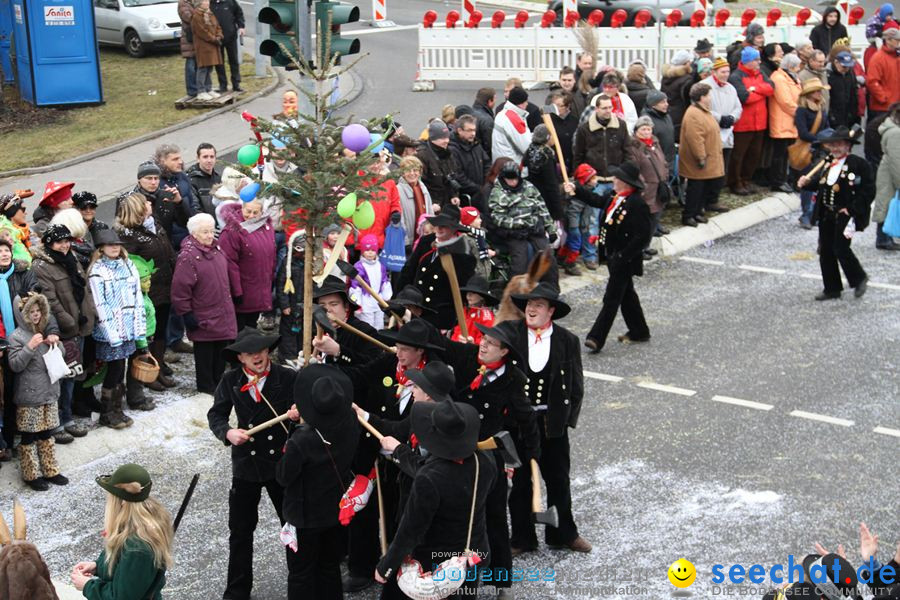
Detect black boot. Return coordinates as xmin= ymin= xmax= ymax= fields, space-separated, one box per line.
xmin=114 ymin=384 xmax=134 ymax=427
xmin=126 ymin=370 xmax=156 ymax=411
xmin=99 ymin=387 xmax=128 ymax=430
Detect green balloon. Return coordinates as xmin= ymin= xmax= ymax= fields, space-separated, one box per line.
xmin=352 ymin=201 xmax=376 ymax=230
xmin=336 ymin=192 xmax=357 ymax=219
xmin=237 ymin=144 xmax=261 ymax=166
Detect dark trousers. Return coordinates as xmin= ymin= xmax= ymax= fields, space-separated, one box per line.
xmin=226 ymin=477 xmax=285 ymax=600
xmin=769 ymin=138 xmax=792 ymax=188
xmin=277 ymin=313 xmax=300 ymax=361
xmin=194 ymin=340 xmax=230 ymax=394
xmin=286 ymin=524 xmax=345 ymax=600
xmin=509 ymin=425 xmax=578 ymax=548
xmin=683 ymin=177 xmax=724 ymax=220
xmin=818 ymin=212 xmax=867 ymax=294
xmin=729 ymin=130 xmax=765 ymax=189
xmin=235 ymin=311 xmax=260 ymax=330
xmin=484 ymin=451 xmax=512 ymax=589
xmin=507 ymin=234 xmax=559 ymax=289
xmin=722 ymin=147 xmax=733 ymax=181
xmin=586 ymin=263 xmax=649 ymax=350
xmin=215 ymin=36 xmax=241 ymax=90
xmin=349 ymin=460 xmax=400 ymax=578
xmin=150 ymin=303 xmax=171 ymax=370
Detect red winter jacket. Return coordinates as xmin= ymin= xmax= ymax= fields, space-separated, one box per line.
xmin=867 ymin=44 xmax=900 ymax=112
xmin=354 ymin=178 xmax=402 ymax=250
xmin=729 ymin=63 xmax=775 ymax=133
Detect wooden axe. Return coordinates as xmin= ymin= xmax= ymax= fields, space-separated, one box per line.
xmin=541 ymin=103 xmax=570 ymax=185
xmin=530 ymin=459 xmax=559 ymax=528
xmin=436 ymin=236 xmax=470 ymax=340
xmin=245 ymin=412 xmax=294 ymax=436
xmin=336 ymin=258 xmax=404 ymax=323
xmin=333 ymin=317 xmax=397 ymax=354
xmin=801 ymin=124 xmax=864 ymax=181
xmin=314 ymin=223 xmax=352 ymax=286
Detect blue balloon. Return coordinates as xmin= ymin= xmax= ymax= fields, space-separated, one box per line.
xmin=369 ymin=133 xmax=385 ymax=154
xmin=240 ymin=181 xmax=260 ymax=203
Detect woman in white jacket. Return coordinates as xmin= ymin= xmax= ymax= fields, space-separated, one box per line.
xmin=708 ymin=57 xmax=744 ymax=179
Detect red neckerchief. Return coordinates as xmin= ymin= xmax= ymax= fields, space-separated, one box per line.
xmin=470 ymin=358 xmax=506 ymax=390
xmin=830 ymin=154 xmax=848 ymax=167
xmin=638 ymin=137 xmax=654 ymax=148
xmin=240 ymin=365 xmax=270 ymax=402
xmin=606 ymin=190 xmax=633 ymax=217
xmin=715 ymin=78 xmax=727 ymax=87
xmin=528 ymin=321 xmax=552 ymax=343
xmin=395 ymin=358 xmax=426 ymax=398
xmin=409 ymin=433 xmax=419 ymax=449
xmin=609 ymin=93 xmax=624 ymax=118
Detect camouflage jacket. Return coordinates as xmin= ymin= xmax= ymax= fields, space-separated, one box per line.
xmin=487 ymin=180 xmax=557 ymax=236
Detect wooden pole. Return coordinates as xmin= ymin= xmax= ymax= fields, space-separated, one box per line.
xmin=302 ymin=230 xmax=315 ymax=363
xmin=375 ymin=463 xmax=388 ymax=555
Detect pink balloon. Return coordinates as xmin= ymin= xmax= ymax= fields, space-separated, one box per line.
xmin=342 ymin=124 xmax=371 ymax=154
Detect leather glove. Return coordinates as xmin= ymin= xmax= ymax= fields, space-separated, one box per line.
xmin=390 ymin=211 xmax=402 ymax=225
xmin=718 ymin=115 xmax=735 ymax=128
xmin=78 ymin=315 xmax=88 ymax=327
xmin=232 ymin=295 xmax=243 ymax=306
xmin=183 ymin=312 xmax=200 ymax=331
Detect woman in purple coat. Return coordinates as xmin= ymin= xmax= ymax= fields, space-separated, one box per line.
xmin=218 ymin=198 xmax=276 ymax=330
xmin=172 ymin=213 xmax=238 ymax=394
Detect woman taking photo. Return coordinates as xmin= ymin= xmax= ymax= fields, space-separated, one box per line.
xmin=88 ymin=229 xmax=149 ymax=427
xmin=116 ymin=193 xmax=177 ymax=392
xmin=71 ymin=463 xmax=174 ymax=599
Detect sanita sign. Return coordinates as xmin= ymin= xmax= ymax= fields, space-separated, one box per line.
xmin=44 ymin=5 xmax=75 ymax=25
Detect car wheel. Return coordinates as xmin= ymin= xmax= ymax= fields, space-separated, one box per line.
xmin=124 ymin=29 xmax=147 ymax=58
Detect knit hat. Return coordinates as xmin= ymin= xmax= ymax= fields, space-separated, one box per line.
xmin=696 ymin=58 xmax=714 ymax=74
xmin=670 ymin=50 xmax=692 ymax=66
xmin=741 ymin=46 xmax=761 ymax=63
xmin=573 ymin=163 xmax=598 ymax=185
xmin=39 ymin=181 xmax=75 ymax=209
xmin=646 ymin=89 xmax=667 ymax=107
xmin=532 ymin=124 xmax=551 ymax=145
xmin=41 ymin=223 xmax=73 ymax=246
xmin=746 ymin=22 xmax=765 ymax=39
xmin=137 ymin=161 xmax=161 ymax=179
xmin=454 ymin=104 xmax=474 ymax=118
xmin=883 ymin=20 xmax=900 ymax=39
xmin=359 ymin=234 xmax=379 ymax=252
xmin=508 ymin=86 xmax=528 ymax=105
xmin=713 ymin=56 xmax=730 ymax=70
xmin=427 ymin=119 xmax=450 ymax=141
xmin=322 ymin=223 xmax=342 ymax=237
xmin=834 ymin=51 xmax=855 ymax=67
xmin=634 ymin=115 xmax=654 ymax=132
xmin=459 ymin=206 xmax=480 ymax=226
xmin=879 ymin=3 xmax=894 ymax=19
xmin=72 ymin=191 xmax=98 ymax=209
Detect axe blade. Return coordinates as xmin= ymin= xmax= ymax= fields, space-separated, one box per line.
xmin=493 ymin=430 xmax=521 ymax=468
xmin=312 ymin=304 xmax=337 ymax=337
xmin=532 ymin=505 xmax=559 ymax=528
xmin=541 ymin=103 xmax=559 ymax=116
xmin=336 ymin=258 xmax=360 ymax=279
xmin=436 ymin=235 xmax=470 ymax=256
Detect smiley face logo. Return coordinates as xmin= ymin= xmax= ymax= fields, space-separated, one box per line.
xmin=667 ymin=558 xmax=696 ymax=588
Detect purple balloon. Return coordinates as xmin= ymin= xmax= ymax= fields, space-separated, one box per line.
xmin=342 ymin=123 xmax=370 ymax=154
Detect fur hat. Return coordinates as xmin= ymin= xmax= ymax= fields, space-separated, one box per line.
xmin=746 ymin=22 xmax=765 ymax=40
xmin=634 ymin=115 xmax=654 ymax=132
xmin=18 ymin=293 xmax=50 ymax=334
xmin=532 ymin=124 xmax=551 ymax=145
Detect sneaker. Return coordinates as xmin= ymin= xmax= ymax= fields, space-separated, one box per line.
xmin=170 ymin=339 xmax=193 ymax=354
xmin=208 ymin=90 xmax=221 ymax=99
xmin=25 ymin=478 xmax=49 ymax=491
xmin=54 ymin=431 xmax=74 ymax=445
xmin=46 ymin=474 xmax=69 ymax=486
xmin=196 ymin=92 xmax=212 ymax=101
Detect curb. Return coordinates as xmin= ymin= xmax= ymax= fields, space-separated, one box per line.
xmin=559 ymin=192 xmax=801 ymax=296
xmin=0 ymin=68 xmax=284 ymax=180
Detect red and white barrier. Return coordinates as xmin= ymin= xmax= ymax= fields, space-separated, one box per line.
xmin=462 ymin=0 xmax=475 ymax=23
xmin=371 ymin=0 xmax=395 ymax=28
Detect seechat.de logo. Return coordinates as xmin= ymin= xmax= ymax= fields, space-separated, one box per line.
xmin=668 ymin=558 xmax=697 ymax=588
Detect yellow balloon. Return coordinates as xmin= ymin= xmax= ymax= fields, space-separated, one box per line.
xmin=336 ymin=193 xmax=358 ymax=219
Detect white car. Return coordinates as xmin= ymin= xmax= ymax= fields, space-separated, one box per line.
xmin=94 ymin=0 xmax=182 ymax=57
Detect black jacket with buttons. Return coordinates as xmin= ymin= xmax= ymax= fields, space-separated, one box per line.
xmin=509 ymin=320 xmax=584 ymax=439
xmin=207 ymin=364 xmax=296 ymax=482
xmin=442 ymin=340 xmax=541 ymax=462
xmin=601 ymin=191 xmax=653 ymax=277
xmin=323 ymin=315 xmax=382 ymax=368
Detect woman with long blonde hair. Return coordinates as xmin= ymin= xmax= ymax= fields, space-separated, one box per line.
xmin=71 ymin=463 xmax=174 ymax=599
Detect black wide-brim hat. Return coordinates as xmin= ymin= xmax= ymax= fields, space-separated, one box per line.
xmin=803 ymin=553 xmax=860 ymax=599
xmin=223 ymin=327 xmax=280 ymax=363
xmin=609 ymin=161 xmax=645 ymax=190
xmin=816 ymin=126 xmax=860 ymax=145
xmin=426 ymin=205 xmax=466 ymax=231
xmin=405 ymin=361 xmax=455 ymax=403
xmin=475 ymin=320 xmax=522 ymax=364
xmin=694 ymin=38 xmax=713 ymax=52
xmin=510 ymin=282 xmax=571 ymax=319
xmin=295 ymin=364 xmax=356 ymax=432
xmin=313 ymin=274 xmax=360 ymax=313
xmin=388 ymin=285 xmax=437 ymax=315
xmin=460 ymin=275 xmax=500 ymax=307
xmin=378 ymin=318 xmax=444 ymax=351
xmin=411 ymin=399 xmax=480 ymax=461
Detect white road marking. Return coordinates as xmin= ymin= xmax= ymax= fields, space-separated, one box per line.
xmin=636 ymin=382 xmax=696 ymax=396
xmin=798 ymin=273 xmax=821 ymax=280
xmin=873 ymin=426 xmax=900 ymax=438
xmin=789 ymin=410 xmax=854 ymax=427
xmin=711 ymin=395 xmax=774 ymax=411
xmin=680 ymin=256 xmax=725 ymax=266
xmin=584 ymin=370 xmax=623 ymax=383
xmin=738 ymin=264 xmax=786 ymax=275
xmin=869 ymin=282 xmax=900 ymax=291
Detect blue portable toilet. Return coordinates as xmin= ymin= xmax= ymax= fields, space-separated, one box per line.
xmin=0 ymin=0 xmax=15 ymax=83
xmin=12 ymin=0 xmax=102 ymax=105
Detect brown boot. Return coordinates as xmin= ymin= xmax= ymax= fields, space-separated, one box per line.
xmin=114 ymin=384 xmax=134 ymax=428
xmin=99 ymin=387 xmax=127 ymax=429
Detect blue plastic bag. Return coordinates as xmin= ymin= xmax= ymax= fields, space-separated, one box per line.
xmin=884 ymin=191 xmax=900 ymax=238
xmin=380 ymin=224 xmax=406 ymax=272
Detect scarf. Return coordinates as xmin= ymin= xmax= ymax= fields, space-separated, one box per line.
xmin=638 ymin=137 xmax=654 ymax=148
xmin=143 ymin=215 xmax=157 ymax=234
xmin=609 ymin=93 xmax=624 ymax=118
xmin=47 ymin=248 xmax=85 ymax=306
xmin=395 ymin=358 xmax=426 ymax=398
xmin=240 ymin=365 xmax=271 ymax=402
xmin=411 ymin=183 xmax=426 ymax=221
xmin=469 ymin=358 xmax=505 ymax=390
xmin=0 ymin=264 xmax=15 ymax=335
xmin=240 ymin=212 xmax=269 ymax=234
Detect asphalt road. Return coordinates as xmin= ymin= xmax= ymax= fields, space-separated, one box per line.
xmin=18 ymin=213 xmax=900 ymax=599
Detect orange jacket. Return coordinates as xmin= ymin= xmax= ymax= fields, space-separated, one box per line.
xmin=768 ymin=69 xmax=801 ymax=138
xmin=867 ymin=44 xmax=900 ymax=112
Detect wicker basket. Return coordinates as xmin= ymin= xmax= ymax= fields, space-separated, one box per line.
xmin=130 ymin=353 xmax=160 ymax=384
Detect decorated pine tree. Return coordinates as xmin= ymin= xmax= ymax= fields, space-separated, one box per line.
xmin=234 ymin=32 xmax=391 ymax=361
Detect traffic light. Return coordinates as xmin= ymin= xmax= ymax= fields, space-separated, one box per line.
xmin=259 ymin=0 xmax=297 ymax=68
xmin=315 ymin=1 xmax=360 ymax=66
